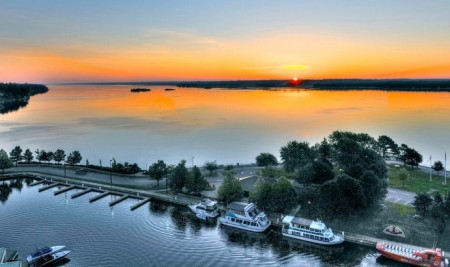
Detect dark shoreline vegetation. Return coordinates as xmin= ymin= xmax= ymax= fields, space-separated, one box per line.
xmin=0 ymin=83 xmax=49 ymax=114
xmin=176 ymin=79 xmax=450 ymax=91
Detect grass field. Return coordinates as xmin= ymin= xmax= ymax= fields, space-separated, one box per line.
xmin=387 ymin=164 xmax=449 ymax=197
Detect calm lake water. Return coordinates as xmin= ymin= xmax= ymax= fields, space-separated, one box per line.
xmin=1 ymin=85 xmax=450 ymax=167
xmin=0 ymin=179 xmax=405 ymax=266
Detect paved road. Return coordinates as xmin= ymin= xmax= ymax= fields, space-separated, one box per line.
xmin=385 ymin=188 xmax=416 ymax=205
xmin=5 ymin=165 xmax=155 ymax=188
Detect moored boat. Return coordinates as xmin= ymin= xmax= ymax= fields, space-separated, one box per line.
xmin=29 ymin=250 xmax=70 ymax=267
xmin=219 ymin=202 xmax=271 ymax=232
xmin=281 ymin=216 xmax=344 ymax=245
xmin=188 ymin=198 xmax=219 ymax=220
xmin=26 ymin=246 xmax=65 ymax=264
xmin=376 ymin=242 xmax=449 ymax=267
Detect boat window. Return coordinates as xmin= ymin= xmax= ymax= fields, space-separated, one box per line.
xmin=236 ymin=219 xmax=243 ymax=224
xmin=324 ymin=238 xmax=329 ymax=242
xmin=304 ymin=234 xmax=309 ymax=238
xmin=320 ymin=237 xmax=323 ymax=241
xmin=231 ymin=218 xmax=236 ymax=222
xmin=251 ymin=222 xmax=257 ymax=227
xmin=243 ymin=221 xmax=250 ymax=225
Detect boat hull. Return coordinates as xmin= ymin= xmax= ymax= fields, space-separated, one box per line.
xmin=282 ymin=232 xmax=344 ymax=246
xmin=376 ymin=242 xmax=444 ymax=267
xmin=27 ymin=245 xmax=65 ymax=263
xmin=219 ymin=217 xmax=271 ymax=233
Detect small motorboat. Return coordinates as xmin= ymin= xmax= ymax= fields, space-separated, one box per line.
xmin=29 ymin=250 xmax=70 ymax=267
xmin=27 ymin=246 xmax=65 ymax=264
xmin=188 ymin=198 xmax=219 ymax=220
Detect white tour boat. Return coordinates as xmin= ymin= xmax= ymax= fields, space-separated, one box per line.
xmin=282 ymin=216 xmax=344 ymax=245
xmin=219 ymin=202 xmax=271 ymax=232
xmin=188 ymin=198 xmax=219 ymax=220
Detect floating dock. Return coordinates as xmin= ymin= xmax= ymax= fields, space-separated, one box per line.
xmin=38 ymin=182 xmax=60 ymax=192
xmin=29 ymin=180 xmax=45 ymax=186
xmin=130 ymin=197 xmax=151 ymax=211
xmin=89 ymin=191 xmax=109 ymax=203
xmin=71 ymin=188 xmax=93 ymax=199
xmin=54 ymin=185 xmax=77 ymax=195
xmin=109 ymin=194 xmax=129 ymax=207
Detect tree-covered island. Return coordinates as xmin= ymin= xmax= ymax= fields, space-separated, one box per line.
xmin=0 ymin=83 xmax=48 ymax=114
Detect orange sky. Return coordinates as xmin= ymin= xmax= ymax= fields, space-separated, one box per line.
xmin=1 ymin=1 xmax=450 ymax=83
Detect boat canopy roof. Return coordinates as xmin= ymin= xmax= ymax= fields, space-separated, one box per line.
xmin=227 ymin=202 xmax=254 ymax=212
xmin=282 ymin=216 xmax=313 ymax=226
xmin=201 ymin=199 xmax=217 ymax=207
xmin=31 ymin=247 xmax=51 ymax=257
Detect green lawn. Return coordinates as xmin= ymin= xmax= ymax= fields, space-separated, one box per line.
xmin=387 ymin=164 xmax=449 ymax=196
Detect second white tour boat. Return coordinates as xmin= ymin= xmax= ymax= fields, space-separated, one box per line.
xmin=282 ymin=216 xmax=344 ymax=245
xmin=219 ymin=202 xmax=271 ymax=232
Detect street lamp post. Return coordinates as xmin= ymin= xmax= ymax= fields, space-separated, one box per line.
xmin=63 ymin=162 xmax=66 ymax=177
xmin=109 ymin=159 xmax=113 ymax=188
xmin=308 ymin=200 xmax=311 ymax=218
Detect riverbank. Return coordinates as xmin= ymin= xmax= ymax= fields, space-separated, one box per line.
xmin=2 ymin=170 xmax=449 ymax=254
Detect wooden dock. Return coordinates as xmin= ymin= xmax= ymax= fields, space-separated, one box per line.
xmin=38 ymin=182 xmax=60 ymax=192
xmin=109 ymin=194 xmax=129 ymax=207
xmin=29 ymin=180 xmax=45 ymax=186
xmin=54 ymin=185 xmax=77 ymax=195
xmin=89 ymin=191 xmax=109 ymax=203
xmin=71 ymin=188 xmax=93 ymax=199
xmin=130 ymin=197 xmax=151 ymax=211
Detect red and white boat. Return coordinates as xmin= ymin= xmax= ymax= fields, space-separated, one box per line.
xmin=376 ymin=242 xmax=449 ymax=267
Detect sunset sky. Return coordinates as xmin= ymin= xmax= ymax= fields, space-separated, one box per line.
xmin=1 ymin=1 xmax=450 ymax=83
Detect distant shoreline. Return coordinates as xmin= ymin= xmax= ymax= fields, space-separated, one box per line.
xmin=51 ymin=79 xmax=450 ymax=92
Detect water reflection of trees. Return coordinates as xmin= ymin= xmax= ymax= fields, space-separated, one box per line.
xmin=220 ymin=227 xmax=345 ymax=264
xmin=149 ymin=201 xmax=169 ymax=214
xmin=0 ymin=178 xmax=25 ymax=204
xmin=0 ymin=99 xmax=29 ymax=114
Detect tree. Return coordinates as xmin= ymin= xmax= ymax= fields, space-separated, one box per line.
xmin=317 ymin=138 xmax=332 ymax=162
xmin=259 ymin=165 xmax=285 ymax=179
xmin=169 ymin=160 xmax=188 ymax=192
xmin=335 ymin=174 xmax=367 ymax=216
xmin=66 ymin=150 xmax=82 ymax=166
xmin=37 ymin=150 xmax=50 ymax=165
xmin=0 ymin=149 xmax=13 ymax=173
xmin=271 ymin=177 xmax=298 ymax=213
xmin=377 ymin=135 xmax=399 ymax=159
xmin=432 ymin=161 xmax=444 ymax=175
xmin=430 ymin=192 xmax=446 ymax=233
xmin=53 ymin=149 xmax=66 ymax=165
xmin=204 ymin=161 xmax=218 ymax=176
xmin=280 ymin=141 xmax=313 ymax=172
xmin=23 ymin=149 xmax=34 ymax=164
xmin=396 ymin=168 xmax=409 ymax=188
xmin=148 ymin=160 xmax=168 ymax=186
xmin=218 ymin=172 xmax=243 ymax=204
xmin=186 ymin=166 xmax=208 ymax=195
xmin=251 ymin=178 xmax=273 ymax=211
xmin=413 ymin=193 xmax=433 ymax=215
xmin=45 ymin=151 xmax=54 ymax=165
xmin=404 ymin=148 xmax=422 ymax=169
xmin=34 ymin=149 xmax=41 ymax=164
xmin=9 ymin=146 xmax=23 ymax=166
xmin=295 ymin=163 xmax=313 ymax=185
xmin=255 ymin=153 xmax=278 ymax=167
xmin=311 ymin=159 xmax=335 ymax=184
xmin=399 ymin=144 xmax=422 ymax=169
